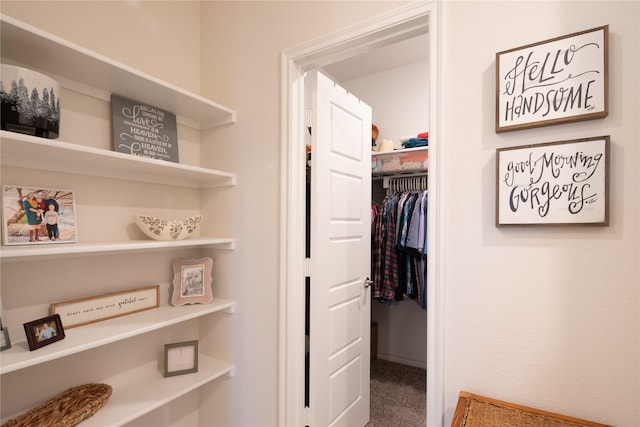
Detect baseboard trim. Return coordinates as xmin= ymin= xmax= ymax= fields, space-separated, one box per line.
xmin=377 ymin=353 xmax=427 ymax=370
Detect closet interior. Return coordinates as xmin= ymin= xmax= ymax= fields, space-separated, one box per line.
xmin=323 ymin=31 xmax=430 ymax=424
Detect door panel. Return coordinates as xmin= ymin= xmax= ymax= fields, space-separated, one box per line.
xmin=308 ymin=70 xmax=372 ymax=427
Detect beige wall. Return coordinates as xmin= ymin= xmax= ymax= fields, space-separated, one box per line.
xmin=1 ymin=1 xmax=202 ymax=94
xmin=2 ymin=1 xmax=638 ymax=426
xmin=197 ymin=2 xmax=408 ymax=424
xmin=442 ymin=2 xmax=639 ymax=425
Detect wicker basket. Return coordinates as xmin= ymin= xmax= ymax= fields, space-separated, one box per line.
xmin=2 ymin=383 xmax=112 ymax=427
xmin=452 ymin=391 xmax=612 ymax=427
xmin=463 ymin=399 xmax=598 ymax=427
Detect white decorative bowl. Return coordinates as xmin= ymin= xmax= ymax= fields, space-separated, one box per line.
xmin=135 ymin=215 xmax=203 ymax=241
xmin=1 ymin=64 xmax=61 ymax=139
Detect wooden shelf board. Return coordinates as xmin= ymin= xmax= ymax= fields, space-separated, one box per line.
xmin=0 ymin=300 xmax=236 ymax=375
xmin=77 ymin=356 xmax=234 ymax=427
xmin=0 ymin=238 xmax=236 ymax=262
xmin=1 ymin=131 xmax=236 ymax=188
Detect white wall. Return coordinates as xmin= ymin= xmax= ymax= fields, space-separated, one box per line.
xmin=197 ymin=2 xmax=407 ymax=426
xmin=2 ymin=1 xmax=638 ymax=427
xmin=340 ymin=59 xmax=430 ymax=147
xmin=440 ymin=2 xmax=639 ymax=426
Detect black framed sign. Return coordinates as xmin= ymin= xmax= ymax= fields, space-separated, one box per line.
xmin=496 ymin=136 xmax=610 ymax=226
xmin=496 ymin=26 xmax=608 ymax=133
xmin=111 ymin=94 xmax=179 ymax=162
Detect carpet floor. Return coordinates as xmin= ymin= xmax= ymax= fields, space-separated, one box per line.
xmin=366 ymin=359 xmax=426 ymax=427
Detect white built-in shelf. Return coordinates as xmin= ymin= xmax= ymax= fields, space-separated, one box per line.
xmin=0 ymin=14 xmax=236 ymax=129
xmin=0 ymin=238 xmax=236 ymax=262
xmin=1 ymin=131 xmax=236 ymax=188
xmin=79 ymin=355 xmax=235 ymax=427
xmin=0 ymin=299 xmax=236 ymax=375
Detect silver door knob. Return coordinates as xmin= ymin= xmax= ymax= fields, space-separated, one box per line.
xmin=364 ymin=277 xmax=373 ymax=288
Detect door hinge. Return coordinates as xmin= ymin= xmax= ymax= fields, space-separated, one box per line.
xmin=304 ymin=257 xmax=312 ymax=277
xmin=305 ymin=406 xmax=311 ymax=426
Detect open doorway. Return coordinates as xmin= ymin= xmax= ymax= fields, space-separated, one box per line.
xmin=280 ymin=2 xmax=443 ymax=426
xmin=321 ymin=34 xmax=429 ymax=426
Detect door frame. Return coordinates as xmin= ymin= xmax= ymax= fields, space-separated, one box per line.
xmin=279 ymin=2 xmax=445 ymax=425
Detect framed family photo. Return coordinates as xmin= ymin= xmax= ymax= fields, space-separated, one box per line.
xmin=2 ymin=185 xmax=77 ymax=245
xmin=171 ymin=257 xmax=213 ymax=306
xmin=23 ymin=314 xmax=65 ymax=351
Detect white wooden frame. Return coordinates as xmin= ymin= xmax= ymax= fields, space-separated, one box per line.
xmin=51 ymin=285 xmax=160 ymax=328
xmin=279 ymin=2 xmax=444 ymax=425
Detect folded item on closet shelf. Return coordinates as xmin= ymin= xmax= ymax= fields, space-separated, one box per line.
xmin=401 ymin=161 xmax=424 ymax=170
xmin=400 ymin=153 xmax=427 ymax=163
xmin=380 ymin=157 xmax=402 ymax=171
xmin=401 ymin=137 xmax=428 ymax=148
xmin=376 ymin=139 xmax=395 ymax=152
xmin=399 ymin=132 xmax=429 ymax=143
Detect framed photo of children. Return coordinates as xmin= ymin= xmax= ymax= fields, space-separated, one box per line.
xmin=171 ymin=257 xmax=213 ymax=306
xmin=2 ymin=185 xmax=77 ymax=245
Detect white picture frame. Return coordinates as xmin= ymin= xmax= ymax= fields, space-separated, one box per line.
xmin=51 ymin=285 xmax=160 ymax=328
xmin=2 ymin=185 xmax=78 ymax=245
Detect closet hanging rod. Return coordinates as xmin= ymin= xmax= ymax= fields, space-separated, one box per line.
xmin=379 ymin=173 xmax=428 ymax=186
xmin=383 ymin=174 xmax=428 ymax=192
xmin=373 ymin=172 xmax=428 ymax=181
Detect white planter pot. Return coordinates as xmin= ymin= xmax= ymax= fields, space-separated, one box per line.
xmin=1 ymin=64 xmax=61 ymax=139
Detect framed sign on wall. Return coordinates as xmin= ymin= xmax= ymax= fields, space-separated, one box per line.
xmin=496 ymin=136 xmax=610 ymax=226
xmin=111 ymin=94 xmax=179 ymax=162
xmin=496 ymin=26 xmax=608 ymax=133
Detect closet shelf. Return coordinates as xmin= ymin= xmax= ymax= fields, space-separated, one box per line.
xmin=0 ymin=238 xmax=236 ymax=262
xmin=0 ymin=299 xmax=236 ymax=375
xmin=78 ymin=355 xmax=234 ymax=427
xmin=1 ymin=131 xmax=236 ymax=188
xmin=371 ymin=146 xmax=429 ymax=157
xmin=0 ymin=14 xmax=236 ymax=129
xmin=372 ymin=147 xmax=428 ymax=177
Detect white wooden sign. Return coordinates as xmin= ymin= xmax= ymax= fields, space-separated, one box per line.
xmin=496 ymin=26 xmax=608 ymax=132
xmin=51 ymin=285 xmax=160 ymax=328
xmin=496 ymin=136 xmax=609 ymax=226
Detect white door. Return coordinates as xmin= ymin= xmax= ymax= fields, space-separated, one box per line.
xmin=307 ymin=70 xmax=372 ymax=427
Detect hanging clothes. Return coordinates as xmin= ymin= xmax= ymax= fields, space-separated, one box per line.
xmin=371 ymin=188 xmax=428 ymax=309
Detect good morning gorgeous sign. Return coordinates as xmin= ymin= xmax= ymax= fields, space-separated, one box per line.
xmin=496 ymin=136 xmax=610 ymax=226
xmin=496 ymin=26 xmax=608 ymax=132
